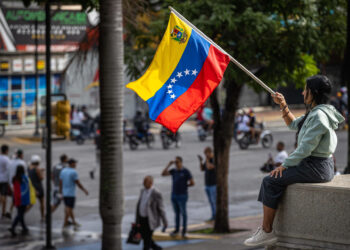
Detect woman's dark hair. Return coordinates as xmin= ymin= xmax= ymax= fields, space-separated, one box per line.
xmin=296 ymin=75 xmax=333 ymax=138
xmin=13 ymin=165 xmax=25 ymax=184
xmin=305 ymin=75 xmax=332 ymax=105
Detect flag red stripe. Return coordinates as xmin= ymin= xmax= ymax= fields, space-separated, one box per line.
xmin=13 ymin=181 xmax=21 ymax=207
xmin=156 ymin=45 xmax=230 ymax=132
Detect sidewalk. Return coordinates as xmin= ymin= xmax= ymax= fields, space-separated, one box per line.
xmin=2 ymin=107 xmax=306 ymax=139
xmin=0 ymin=214 xmax=263 ymax=250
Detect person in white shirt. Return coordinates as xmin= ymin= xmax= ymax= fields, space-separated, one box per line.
xmin=71 ymin=106 xmax=88 ymax=137
xmin=71 ymin=107 xmax=84 ymax=126
xmin=237 ymin=112 xmax=251 ymax=133
xmin=51 ymin=154 xmax=68 ymax=213
xmin=260 ymin=142 xmax=288 ymax=173
xmin=9 ymin=149 xmax=26 ymax=187
xmin=0 ymin=144 xmax=11 ymax=219
xmin=9 ymin=149 xmax=26 ymax=215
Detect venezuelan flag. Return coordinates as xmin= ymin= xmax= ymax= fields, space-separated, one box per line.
xmin=126 ymin=12 xmax=230 ymax=132
xmin=13 ymin=175 xmax=36 ymax=207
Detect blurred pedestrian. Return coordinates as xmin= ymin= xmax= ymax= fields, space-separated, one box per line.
xmin=81 ymin=105 xmax=93 ymax=137
xmin=71 ymin=106 xmax=85 ymax=135
xmin=60 ymin=158 xmax=88 ymax=231
xmin=202 ymin=105 xmax=214 ymax=130
xmin=9 ymin=149 xmax=26 ymax=185
xmin=161 ymin=156 xmax=194 ymax=237
xmin=90 ymin=125 xmax=101 ymax=180
xmin=136 ymin=176 xmax=167 ymax=250
xmin=8 ymin=165 xmax=33 ymax=236
xmin=198 ymin=147 xmax=216 ymax=221
xmin=260 ymin=142 xmax=288 ymax=173
xmin=9 ymin=149 xmax=26 ymax=215
xmin=51 ymin=154 xmax=68 ymax=213
xmin=27 ymin=155 xmax=45 ymax=221
xmin=0 ymin=144 xmax=11 ymax=219
xmin=234 ymin=110 xmax=244 ymax=140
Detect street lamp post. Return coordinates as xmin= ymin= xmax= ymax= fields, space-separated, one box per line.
xmin=33 ymin=18 xmax=40 ymax=137
xmin=44 ymin=1 xmax=54 ymax=249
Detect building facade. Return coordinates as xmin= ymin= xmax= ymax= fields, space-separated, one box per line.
xmin=0 ymin=0 xmax=91 ymax=128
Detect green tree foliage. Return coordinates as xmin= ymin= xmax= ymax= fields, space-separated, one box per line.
xmin=126 ymin=0 xmax=346 ymax=89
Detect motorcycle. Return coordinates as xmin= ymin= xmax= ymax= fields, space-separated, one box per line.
xmin=160 ymin=126 xmax=181 ymax=149
xmin=236 ymin=122 xmax=273 ymax=150
xmin=70 ymin=125 xmax=85 ymax=145
xmin=126 ymin=125 xmax=155 ymax=150
xmin=197 ymin=121 xmax=211 ymax=141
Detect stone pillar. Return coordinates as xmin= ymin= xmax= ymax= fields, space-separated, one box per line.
xmin=267 ymin=175 xmax=350 ymax=250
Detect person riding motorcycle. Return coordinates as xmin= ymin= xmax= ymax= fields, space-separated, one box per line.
xmin=237 ymin=110 xmax=250 ymax=133
xmin=248 ymin=109 xmax=261 ymax=143
xmin=133 ymin=110 xmax=149 ymax=139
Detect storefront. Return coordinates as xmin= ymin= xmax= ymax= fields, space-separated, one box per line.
xmin=0 ymin=0 xmax=92 ymax=128
xmin=0 ymin=71 xmax=61 ymax=126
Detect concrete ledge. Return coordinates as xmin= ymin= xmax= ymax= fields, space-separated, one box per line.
xmin=267 ymin=175 xmax=350 ymax=250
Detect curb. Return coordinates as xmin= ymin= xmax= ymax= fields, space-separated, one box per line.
xmin=153 ymin=214 xmax=263 ymax=242
xmin=11 ymin=136 xmax=41 ymax=144
xmin=153 ymin=232 xmax=221 ymax=241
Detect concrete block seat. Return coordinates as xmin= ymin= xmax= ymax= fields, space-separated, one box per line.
xmin=267 ymin=175 xmax=350 ymax=250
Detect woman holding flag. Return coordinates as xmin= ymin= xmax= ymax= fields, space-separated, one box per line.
xmin=8 ymin=165 xmax=35 ymax=236
xmin=244 ymin=75 xmax=345 ymax=247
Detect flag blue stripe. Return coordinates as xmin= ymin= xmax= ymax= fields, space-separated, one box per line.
xmin=147 ymin=30 xmax=211 ymax=121
xmin=21 ymin=176 xmax=30 ymax=206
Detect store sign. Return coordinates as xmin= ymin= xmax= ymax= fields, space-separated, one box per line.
xmin=0 ymin=61 xmax=9 ymax=72
xmin=1 ymin=4 xmax=90 ymax=52
xmin=24 ymin=58 xmax=34 ymax=72
xmin=12 ymin=58 xmax=22 ymax=72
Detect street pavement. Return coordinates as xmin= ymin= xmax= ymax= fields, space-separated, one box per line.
xmin=0 ymin=116 xmax=347 ymax=250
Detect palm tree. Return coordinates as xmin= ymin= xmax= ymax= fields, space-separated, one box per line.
xmin=343 ymin=0 xmax=350 ymax=174
xmin=99 ymin=0 xmax=124 ymax=249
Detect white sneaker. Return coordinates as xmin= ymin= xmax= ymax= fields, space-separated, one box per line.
xmin=73 ymin=222 xmax=81 ymax=231
xmin=244 ymin=227 xmax=277 ymax=247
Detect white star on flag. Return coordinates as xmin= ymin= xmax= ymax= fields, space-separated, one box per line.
xmin=167 ymin=84 xmax=173 ymax=89
xmin=167 ymin=90 xmax=173 ymax=94
xmin=171 ymin=78 xmax=177 ymax=83
xmin=184 ymin=69 xmax=190 ymax=75
xmin=170 ymin=94 xmax=176 ymax=99
xmin=176 ymin=72 xmax=183 ymax=78
xmin=192 ymin=69 xmax=198 ymax=76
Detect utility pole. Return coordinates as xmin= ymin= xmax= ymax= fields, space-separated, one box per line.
xmin=44 ymin=1 xmax=54 ymax=249
xmin=33 ymin=18 xmax=40 ymax=137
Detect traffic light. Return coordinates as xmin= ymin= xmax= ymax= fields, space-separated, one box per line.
xmin=55 ymin=100 xmax=70 ymax=137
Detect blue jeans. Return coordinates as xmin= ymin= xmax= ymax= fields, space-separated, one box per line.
xmin=171 ymin=194 xmax=188 ymax=234
xmin=205 ymin=185 xmax=216 ymax=219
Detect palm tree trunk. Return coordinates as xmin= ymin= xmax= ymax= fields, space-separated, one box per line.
xmin=343 ymin=0 xmax=350 ymax=174
xmin=99 ymin=0 xmax=124 ymax=249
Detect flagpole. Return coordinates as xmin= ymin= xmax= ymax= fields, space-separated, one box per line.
xmin=169 ymin=6 xmax=275 ymax=95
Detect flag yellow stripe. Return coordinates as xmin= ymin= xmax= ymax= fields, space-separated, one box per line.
xmin=126 ymin=13 xmax=192 ymax=101
xmin=29 ymin=179 xmax=36 ymax=205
